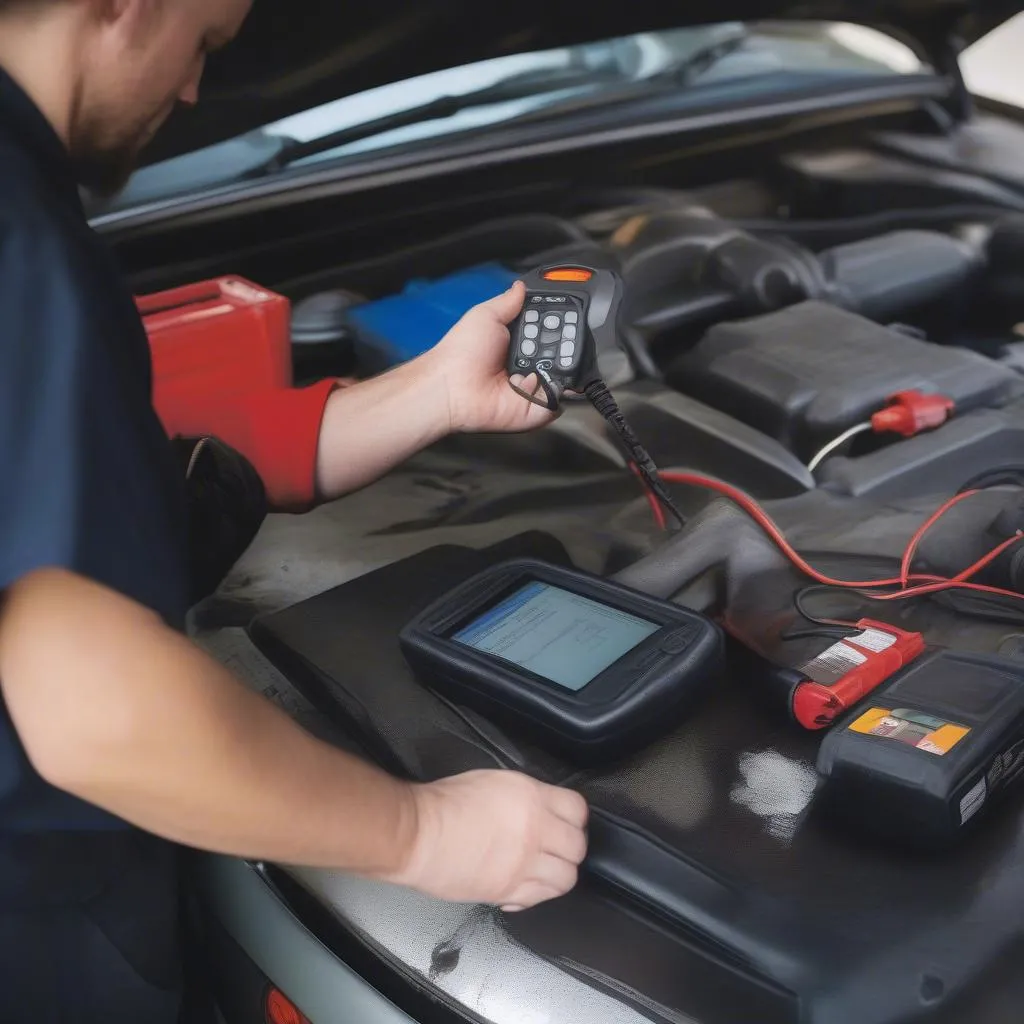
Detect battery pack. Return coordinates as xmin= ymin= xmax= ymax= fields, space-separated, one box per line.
xmin=816 ymin=649 xmax=1024 ymax=846
xmin=138 ymin=276 xmax=292 ymax=437
xmin=792 ymin=620 xmax=924 ymax=729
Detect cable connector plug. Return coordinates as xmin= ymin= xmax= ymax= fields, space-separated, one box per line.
xmin=871 ymin=390 xmax=954 ymax=438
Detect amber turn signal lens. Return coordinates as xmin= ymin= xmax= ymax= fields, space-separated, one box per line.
xmin=541 ymin=267 xmax=593 ymax=282
xmin=265 ymin=986 xmax=310 ymax=1024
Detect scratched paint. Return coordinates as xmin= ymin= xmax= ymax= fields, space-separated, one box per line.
xmin=730 ymin=749 xmax=819 ymax=842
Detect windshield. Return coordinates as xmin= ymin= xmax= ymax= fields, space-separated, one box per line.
xmin=94 ymin=21 xmax=927 ymax=214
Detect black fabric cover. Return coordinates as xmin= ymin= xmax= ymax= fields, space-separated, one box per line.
xmin=250 ymin=521 xmax=1024 ymax=1024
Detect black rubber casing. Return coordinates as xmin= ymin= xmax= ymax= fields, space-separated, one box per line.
xmin=505 ymin=264 xmax=623 ymax=409
xmin=251 ymin=537 xmax=1024 ymax=1023
xmin=399 ymin=558 xmax=723 ymax=763
xmin=817 ymin=649 xmax=1024 ymax=848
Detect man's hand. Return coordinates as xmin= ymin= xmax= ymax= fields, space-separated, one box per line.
xmin=426 ymin=281 xmax=559 ymax=435
xmin=1 ymin=569 xmax=588 ymax=910
xmin=391 ymin=769 xmax=589 ymax=911
xmin=314 ymin=281 xmax=559 ymax=501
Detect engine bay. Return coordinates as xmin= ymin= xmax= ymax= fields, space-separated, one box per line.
xmin=169 ymin=122 xmax=1024 ymax=1024
xmin=255 ymin=138 xmax=1024 ymax=514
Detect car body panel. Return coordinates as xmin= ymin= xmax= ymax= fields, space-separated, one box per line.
xmin=196 ymin=856 xmax=416 ymax=1024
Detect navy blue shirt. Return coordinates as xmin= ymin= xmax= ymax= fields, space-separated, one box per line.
xmin=0 ymin=72 xmax=209 ymax=1019
xmin=0 ymin=67 xmax=189 ymax=834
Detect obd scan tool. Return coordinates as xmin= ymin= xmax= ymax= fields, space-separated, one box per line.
xmin=400 ymin=559 xmax=723 ymax=762
xmin=507 ymin=264 xmax=684 ymax=527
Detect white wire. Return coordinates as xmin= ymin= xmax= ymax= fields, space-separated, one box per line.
xmin=807 ymin=422 xmax=873 ymax=473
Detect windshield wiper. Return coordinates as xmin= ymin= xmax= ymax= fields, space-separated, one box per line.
xmin=499 ymin=28 xmax=753 ymax=127
xmin=245 ymin=65 xmax=624 ymax=177
xmin=656 ymin=28 xmax=751 ymax=87
xmin=246 ymin=31 xmax=752 ymax=178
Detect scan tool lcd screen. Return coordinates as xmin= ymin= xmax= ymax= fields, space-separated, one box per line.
xmin=452 ymin=581 xmax=660 ymax=691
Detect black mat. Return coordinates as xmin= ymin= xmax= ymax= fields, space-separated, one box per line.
xmin=250 ymin=532 xmax=1024 ymax=1024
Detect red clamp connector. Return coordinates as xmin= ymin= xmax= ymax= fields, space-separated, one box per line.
xmin=870 ymin=390 xmax=954 ymax=439
xmin=791 ymin=620 xmax=925 ymax=730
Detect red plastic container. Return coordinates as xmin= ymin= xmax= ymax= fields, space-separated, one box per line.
xmin=137 ymin=276 xmax=292 ymax=436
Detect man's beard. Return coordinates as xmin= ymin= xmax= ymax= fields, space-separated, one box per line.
xmin=71 ymin=143 xmax=140 ymax=200
xmin=69 ymin=107 xmax=167 ymax=200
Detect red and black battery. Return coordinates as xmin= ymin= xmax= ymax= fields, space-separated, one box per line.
xmin=783 ymin=621 xmax=925 ymax=730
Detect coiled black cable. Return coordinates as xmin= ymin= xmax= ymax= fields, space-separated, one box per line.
xmin=583 ymin=379 xmax=686 ymax=529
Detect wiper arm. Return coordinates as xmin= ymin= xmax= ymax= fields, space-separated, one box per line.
xmin=417 ymin=26 xmax=754 ymax=133
xmin=654 ymin=27 xmax=751 ymax=87
xmin=246 ymin=66 xmax=621 ymax=177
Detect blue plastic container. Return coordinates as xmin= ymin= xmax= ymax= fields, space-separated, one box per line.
xmin=344 ymin=262 xmax=518 ymax=367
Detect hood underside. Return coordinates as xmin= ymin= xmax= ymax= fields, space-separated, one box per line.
xmin=144 ymin=0 xmax=1021 ymax=164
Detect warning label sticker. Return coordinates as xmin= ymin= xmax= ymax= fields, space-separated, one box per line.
xmin=849 ymin=707 xmax=970 ymax=756
xmin=802 ymin=641 xmax=867 ymax=686
xmin=848 ymin=628 xmax=897 ymax=654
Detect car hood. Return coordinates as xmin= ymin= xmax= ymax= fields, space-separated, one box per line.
xmin=145 ymin=0 xmax=1022 ymax=164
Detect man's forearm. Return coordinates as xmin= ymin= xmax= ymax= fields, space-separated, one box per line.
xmin=0 ymin=569 xmax=416 ymax=874
xmin=314 ymin=352 xmax=451 ymax=502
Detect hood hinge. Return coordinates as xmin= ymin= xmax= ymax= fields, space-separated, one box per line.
xmin=929 ymin=29 xmax=975 ymax=124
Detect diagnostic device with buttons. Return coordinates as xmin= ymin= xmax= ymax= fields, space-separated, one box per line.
xmin=816 ymin=648 xmax=1024 ymax=847
xmin=506 ymin=262 xmax=687 ymax=528
xmin=399 ymin=559 xmax=724 ymax=762
xmin=506 ymin=264 xmax=622 ymax=411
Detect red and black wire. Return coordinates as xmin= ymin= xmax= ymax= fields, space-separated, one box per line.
xmin=631 ymin=467 xmax=1024 ymax=610
xmin=585 ymin=376 xmax=1021 ymax=612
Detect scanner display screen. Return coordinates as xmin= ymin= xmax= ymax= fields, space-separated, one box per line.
xmin=452 ymin=581 xmax=659 ymax=691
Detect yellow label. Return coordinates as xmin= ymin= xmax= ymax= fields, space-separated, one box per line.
xmin=850 ymin=707 xmax=892 ymax=735
xmin=849 ymin=707 xmax=969 ymax=756
xmin=926 ymin=724 xmax=971 ymax=754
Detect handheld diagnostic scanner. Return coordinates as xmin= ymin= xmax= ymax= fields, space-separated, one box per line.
xmin=506 ymin=264 xmax=624 ymax=411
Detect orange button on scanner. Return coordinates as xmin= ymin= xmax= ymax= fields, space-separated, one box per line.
xmin=541 ymin=267 xmax=593 ymax=282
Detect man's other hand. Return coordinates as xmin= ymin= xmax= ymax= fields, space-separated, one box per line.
xmin=428 ymin=281 xmax=560 ymax=435
xmin=389 ymin=769 xmax=589 ymax=911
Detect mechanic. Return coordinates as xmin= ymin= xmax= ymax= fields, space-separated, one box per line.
xmin=0 ymin=1 xmax=589 ymax=1020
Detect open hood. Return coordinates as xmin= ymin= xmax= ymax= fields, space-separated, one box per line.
xmin=145 ymin=1 xmax=1022 ymax=164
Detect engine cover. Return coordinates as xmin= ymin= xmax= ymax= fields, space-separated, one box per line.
xmin=669 ymin=301 xmax=1018 ymax=454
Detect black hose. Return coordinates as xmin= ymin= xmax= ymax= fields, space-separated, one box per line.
xmin=794 ymin=585 xmax=863 ymax=627
xmin=732 ymin=205 xmax=1008 ymax=245
xmin=780 ymin=626 xmax=858 ymax=642
xmin=958 ymin=465 xmax=1024 ymax=494
xmin=584 ymin=194 xmax=1010 ymax=247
